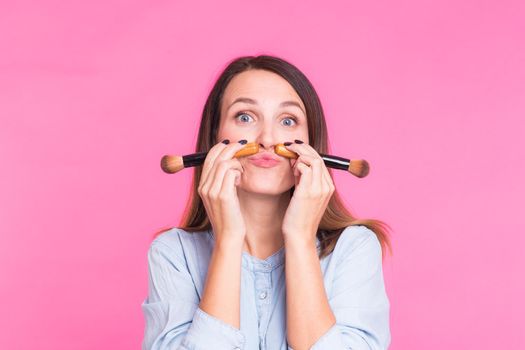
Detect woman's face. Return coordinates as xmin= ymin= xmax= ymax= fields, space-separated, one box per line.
xmin=218 ymin=69 xmax=309 ymax=195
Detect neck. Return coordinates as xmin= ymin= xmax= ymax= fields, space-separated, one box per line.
xmin=236 ymin=187 xmax=291 ymax=260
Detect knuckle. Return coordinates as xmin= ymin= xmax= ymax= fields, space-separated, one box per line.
xmin=214 ymin=141 xmax=227 ymax=149
xmin=218 ymin=193 xmax=231 ymax=201
xmin=208 ymin=191 xmax=219 ymax=200
xmin=216 ymin=159 xmax=229 ymax=169
xmin=311 ymin=190 xmax=321 ymax=197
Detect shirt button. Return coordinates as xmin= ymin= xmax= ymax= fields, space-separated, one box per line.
xmin=259 ymin=291 xmax=267 ymax=299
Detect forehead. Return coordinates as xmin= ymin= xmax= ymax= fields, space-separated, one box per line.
xmin=222 ymin=69 xmax=304 ymax=108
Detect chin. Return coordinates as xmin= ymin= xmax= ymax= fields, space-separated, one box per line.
xmin=237 ymin=166 xmax=294 ymax=193
xmin=238 ymin=180 xmax=294 ymax=196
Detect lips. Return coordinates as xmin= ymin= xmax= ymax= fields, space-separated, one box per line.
xmin=248 ymin=152 xmax=281 ymax=168
xmin=248 ymin=152 xmax=281 ymax=161
xmin=249 ymin=158 xmax=280 ymax=167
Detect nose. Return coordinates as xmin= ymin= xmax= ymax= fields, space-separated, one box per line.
xmin=254 ymin=121 xmax=279 ymax=152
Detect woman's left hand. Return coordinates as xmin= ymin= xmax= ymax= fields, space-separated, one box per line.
xmin=281 ymin=140 xmax=335 ymax=245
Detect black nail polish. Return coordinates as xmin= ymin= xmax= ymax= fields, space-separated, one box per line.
xmin=238 ymin=139 xmax=247 ymax=145
xmin=284 ymin=142 xmax=293 ymax=146
xmin=294 ymin=139 xmax=303 ymax=144
xmin=222 ymin=139 xmax=230 ymax=144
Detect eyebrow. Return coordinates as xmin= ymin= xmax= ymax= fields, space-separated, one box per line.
xmin=227 ymin=97 xmax=306 ymax=115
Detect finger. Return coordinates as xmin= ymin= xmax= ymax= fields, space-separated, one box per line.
xmin=294 ymin=161 xmax=312 ymax=188
xmin=285 ymin=142 xmax=315 ymax=175
xmin=283 ymin=141 xmax=318 ymax=158
xmin=308 ymin=153 xmax=332 ymax=194
xmin=216 ymin=141 xmax=250 ymax=162
xmin=286 ymin=143 xmax=331 ymax=192
xmin=316 ymin=158 xmax=335 ymax=199
xmin=207 ymin=142 xmax=246 ymax=190
xmin=322 ymin=163 xmax=335 ymax=195
xmin=201 ymin=141 xmax=246 ymax=190
xmin=309 ymin=156 xmax=323 ymax=190
xmin=220 ymin=168 xmax=242 ymax=198
xmin=294 ymin=153 xmax=333 ymax=197
xmin=292 ymin=154 xmax=311 ymax=178
xmin=208 ymin=158 xmax=244 ymax=198
xmin=200 ymin=141 xmax=229 ymax=189
xmin=296 ymin=154 xmax=324 ymax=192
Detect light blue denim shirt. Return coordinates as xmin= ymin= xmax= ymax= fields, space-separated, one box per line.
xmin=141 ymin=225 xmax=391 ymax=350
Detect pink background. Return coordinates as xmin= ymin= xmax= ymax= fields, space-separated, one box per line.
xmin=1 ymin=1 xmax=524 ymax=349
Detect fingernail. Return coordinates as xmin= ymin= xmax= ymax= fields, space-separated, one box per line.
xmin=294 ymin=139 xmax=303 ymax=144
xmin=238 ymin=139 xmax=248 ymax=145
xmin=222 ymin=139 xmax=230 ymax=144
xmin=284 ymin=142 xmax=293 ymax=146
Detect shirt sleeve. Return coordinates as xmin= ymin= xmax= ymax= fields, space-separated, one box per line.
xmin=308 ymin=228 xmax=391 ymax=350
xmin=141 ymin=238 xmax=246 ymax=350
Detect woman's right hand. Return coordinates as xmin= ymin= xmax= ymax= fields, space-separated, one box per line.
xmin=198 ymin=139 xmax=248 ymax=245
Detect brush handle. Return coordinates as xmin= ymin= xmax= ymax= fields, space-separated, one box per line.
xmin=274 ymin=144 xmax=351 ymax=171
xmin=182 ymin=152 xmax=207 ymax=168
xmin=320 ymin=153 xmax=350 ymax=171
xmin=181 ymin=142 xmax=259 ymax=168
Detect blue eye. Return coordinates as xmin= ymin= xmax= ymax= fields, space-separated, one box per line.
xmin=235 ymin=112 xmax=253 ymax=123
xmin=281 ymin=117 xmax=297 ymax=126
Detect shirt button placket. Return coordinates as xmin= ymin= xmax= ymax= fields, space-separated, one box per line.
xmin=255 ymin=262 xmax=272 ymax=350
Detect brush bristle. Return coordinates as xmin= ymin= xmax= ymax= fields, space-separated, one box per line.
xmin=161 ymin=155 xmax=184 ymax=174
xmin=348 ymin=159 xmax=370 ymax=178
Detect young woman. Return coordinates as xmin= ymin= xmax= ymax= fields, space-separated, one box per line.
xmin=142 ymin=55 xmax=393 ymax=350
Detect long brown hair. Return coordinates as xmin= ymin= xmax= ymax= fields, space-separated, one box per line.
xmin=154 ymin=55 xmax=393 ymax=260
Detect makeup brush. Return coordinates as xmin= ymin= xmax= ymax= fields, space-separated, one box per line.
xmin=161 ymin=142 xmax=369 ymax=178
xmin=273 ymin=144 xmax=369 ymax=178
xmin=161 ymin=142 xmax=260 ymax=174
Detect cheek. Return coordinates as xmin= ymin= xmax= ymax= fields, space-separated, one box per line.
xmin=218 ymin=130 xmax=243 ymax=140
xmin=296 ymin=126 xmax=309 ymax=142
xmin=217 ymin=121 xmax=244 ymax=138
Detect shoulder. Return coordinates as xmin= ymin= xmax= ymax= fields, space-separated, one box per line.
xmin=333 ymin=225 xmax=382 ymax=264
xmin=148 ymin=227 xmax=211 ymax=260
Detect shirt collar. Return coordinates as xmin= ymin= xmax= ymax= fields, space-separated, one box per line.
xmin=206 ymin=229 xmax=321 ymax=271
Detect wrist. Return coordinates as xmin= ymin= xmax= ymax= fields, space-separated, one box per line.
xmin=215 ymin=233 xmax=245 ymax=251
xmin=283 ymin=232 xmax=317 ymax=248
